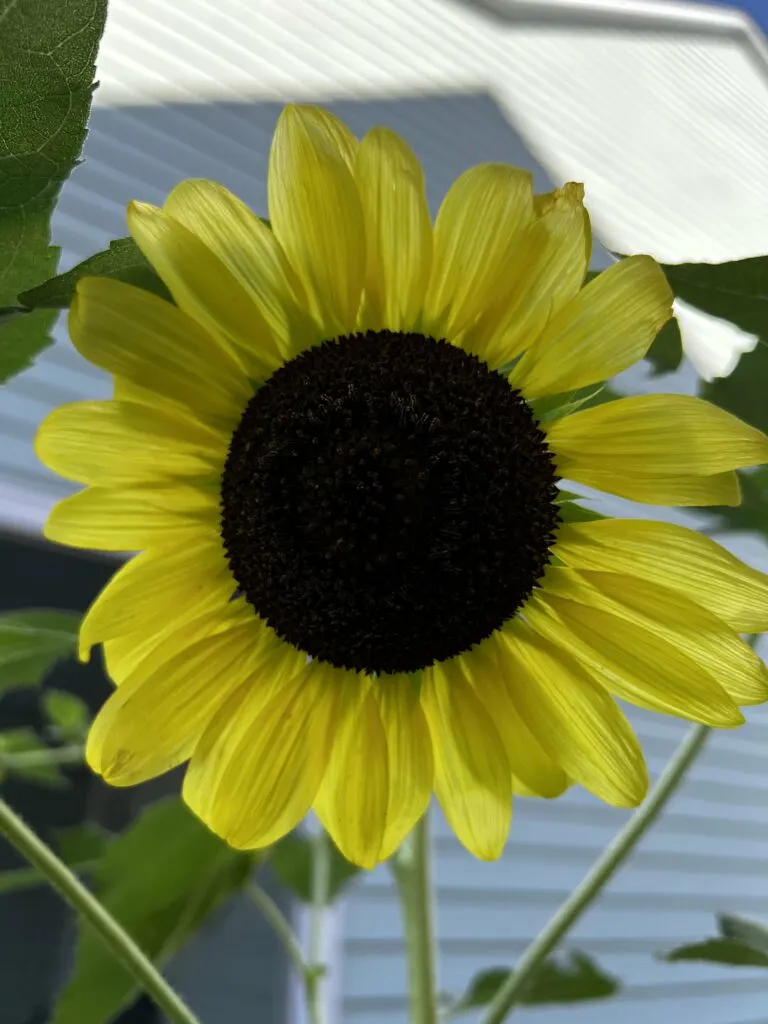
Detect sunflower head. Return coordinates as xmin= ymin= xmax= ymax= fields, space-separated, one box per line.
xmin=36 ymin=105 xmax=768 ymax=868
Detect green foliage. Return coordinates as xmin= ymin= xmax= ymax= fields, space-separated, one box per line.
xmin=55 ymin=822 xmax=111 ymax=864
xmin=0 ymin=728 xmax=68 ymax=786
xmin=43 ymin=689 xmax=91 ymax=741
xmin=447 ymin=952 xmax=619 ymax=1016
xmin=19 ymin=236 xmax=172 ymax=309
xmin=271 ymin=831 xmax=362 ymax=903
xmin=50 ymin=797 xmax=255 ymax=1024
xmin=0 ymin=609 xmax=80 ymax=692
xmin=661 ymin=913 xmax=768 ymax=968
xmin=0 ymin=0 xmax=108 ymax=383
xmin=645 ymin=316 xmax=683 ymax=375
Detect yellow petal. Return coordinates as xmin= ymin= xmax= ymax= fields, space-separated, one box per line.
xmin=36 ymin=400 xmax=226 ymax=486
xmin=101 ymin=598 xmax=265 ymax=687
xmin=86 ymin=612 xmax=269 ymax=787
xmin=549 ymin=395 xmax=768 ymax=474
xmin=512 ymin=256 xmax=673 ymax=398
xmin=79 ymin=540 xmax=233 ymax=660
xmin=497 ymin=622 xmax=648 ymax=808
xmin=355 ymin=127 xmax=433 ymax=332
xmin=421 ymin=658 xmax=511 ymax=860
xmin=184 ymin=657 xmax=337 ymax=850
xmin=463 ymin=183 xmax=589 ymax=368
xmin=315 ymin=676 xmax=389 ymax=869
xmin=128 ymin=201 xmax=281 ymax=378
xmin=527 ymin=590 xmax=743 ymax=727
xmin=376 ymin=675 xmax=434 ymax=860
xmin=538 ymin=568 xmax=760 ymax=711
xmin=70 ymin=278 xmax=248 ymax=425
xmin=460 ymin=642 xmax=569 ymax=799
xmin=546 ymin=395 xmax=768 ymax=505
xmin=163 ymin=179 xmax=317 ymax=361
xmin=268 ymin=105 xmax=365 ymax=337
xmin=423 ymin=164 xmax=534 ymax=341
xmin=555 ymin=518 xmax=768 ymax=633
xmin=44 ymin=485 xmax=218 ymax=551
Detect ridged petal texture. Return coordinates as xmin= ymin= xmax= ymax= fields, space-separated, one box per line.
xmin=34 ymin=103 xmax=768 ymax=867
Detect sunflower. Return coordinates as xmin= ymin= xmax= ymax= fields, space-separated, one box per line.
xmin=37 ymin=105 xmax=768 ymax=869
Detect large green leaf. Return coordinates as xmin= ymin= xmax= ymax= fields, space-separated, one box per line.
xmin=271 ymin=831 xmax=362 ymax=903
xmin=447 ymin=952 xmax=619 ymax=1016
xmin=0 ymin=609 xmax=80 ymax=692
xmin=50 ymin=798 xmax=255 ymax=1024
xmin=19 ymin=236 xmax=172 ymax=309
xmin=659 ymin=257 xmax=768 ymax=432
xmin=0 ymin=0 xmax=108 ymax=383
xmin=661 ymin=914 xmax=768 ymax=968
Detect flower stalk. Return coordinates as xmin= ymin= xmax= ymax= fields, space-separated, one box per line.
xmin=0 ymin=796 xmax=201 ymax=1024
xmin=393 ymin=811 xmax=439 ymax=1024
xmin=480 ymin=723 xmax=710 ymax=1024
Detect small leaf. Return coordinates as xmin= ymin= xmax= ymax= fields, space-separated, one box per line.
xmin=531 ymin=384 xmax=609 ymax=424
xmin=19 ymin=237 xmax=172 ymax=309
xmin=448 ymin=952 xmax=618 ymax=1016
xmin=272 ymin=831 xmax=362 ymax=903
xmin=43 ymin=690 xmax=91 ymax=741
xmin=718 ymin=913 xmax=768 ymax=956
xmin=556 ymin=490 xmax=606 ymax=524
xmin=0 ymin=610 xmax=80 ymax=692
xmin=662 ymin=938 xmax=768 ymax=968
xmin=0 ymin=729 xmax=67 ymax=787
xmin=50 ymin=797 xmax=254 ymax=1024
xmin=0 ymin=0 xmax=108 ymax=382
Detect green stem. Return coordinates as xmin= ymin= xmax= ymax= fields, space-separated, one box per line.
xmin=248 ymin=883 xmax=308 ymax=980
xmin=306 ymin=829 xmax=332 ymax=1024
xmin=0 ymin=797 xmax=201 ymax=1024
xmin=480 ymin=723 xmax=710 ymax=1024
xmin=393 ymin=811 xmax=439 ymax=1024
xmin=0 ymin=859 xmax=97 ymax=895
xmin=0 ymin=744 xmax=84 ymax=770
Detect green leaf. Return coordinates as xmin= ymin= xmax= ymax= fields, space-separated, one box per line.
xmin=19 ymin=236 xmax=172 ymax=309
xmin=448 ymin=952 xmax=619 ymax=1016
xmin=661 ymin=914 xmax=768 ymax=969
xmin=50 ymin=797 xmax=254 ymax=1024
xmin=0 ymin=0 xmax=108 ymax=383
xmin=43 ymin=689 xmax=91 ymax=741
xmin=661 ymin=257 xmax=768 ymax=339
xmin=55 ymin=823 xmax=110 ymax=864
xmin=718 ymin=913 xmax=768 ymax=955
xmin=271 ymin=831 xmax=362 ymax=903
xmin=662 ymin=938 xmax=768 ymax=968
xmin=0 ymin=609 xmax=80 ymax=692
xmin=0 ymin=729 xmax=67 ymax=787
xmin=645 ymin=316 xmax=683 ymax=376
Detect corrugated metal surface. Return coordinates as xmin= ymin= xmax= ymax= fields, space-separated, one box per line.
xmin=3 ymin=2 xmax=768 ymax=1022
xmin=343 ymin=704 xmax=768 ymax=1024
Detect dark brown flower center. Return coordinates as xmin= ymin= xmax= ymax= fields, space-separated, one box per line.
xmin=220 ymin=331 xmax=559 ymax=674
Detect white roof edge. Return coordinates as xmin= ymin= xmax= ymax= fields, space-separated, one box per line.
xmin=464 ymin=0 xmax=768 ymax=75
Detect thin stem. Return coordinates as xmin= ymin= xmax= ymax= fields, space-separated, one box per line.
xmin=0 ymin=859 xmax=97 ymax=895
xmin=0 ymin=797 xmax=201 ymax=1024
xmin=248 ymin=883 xmax=308 ymax=980
xmin=0 ymin=744 xmax=84 ymax=770
xmin=480 ymin=723 xmax=710 ymax=1024
xmin=392 ymin=811 xmax=439 ymax=1024
xmin=306 ymin=828 xmax=332 ymax=1024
